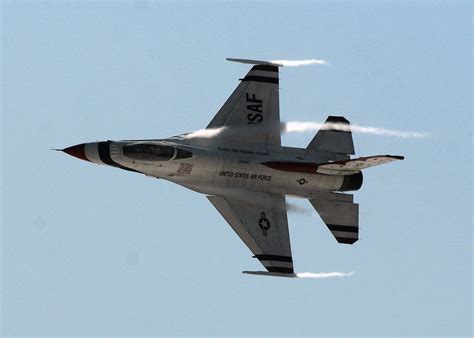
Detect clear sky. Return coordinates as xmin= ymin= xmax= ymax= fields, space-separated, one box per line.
xmin=1 ymin=1 xmax=472 ymax=336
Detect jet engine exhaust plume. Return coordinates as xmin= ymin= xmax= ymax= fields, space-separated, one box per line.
xmin=283 ymin=121 xmax=429 ymax=138
xmin=270 ymin=59 xmax=328 ymax=67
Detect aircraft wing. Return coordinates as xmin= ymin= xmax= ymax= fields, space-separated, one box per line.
xmin=206 ymin=59 xmax=281 ymax=147
xmin=207 ymin=193 xmax=293 ymax=274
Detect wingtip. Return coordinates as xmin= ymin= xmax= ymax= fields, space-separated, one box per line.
xmin=243 ymin=271 xmax=297 ymax=278
xmin=227 ymin=58 xmax=282 ymax=67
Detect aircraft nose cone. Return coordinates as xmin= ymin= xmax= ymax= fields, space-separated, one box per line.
xmin=62 ymin=143 xmax=90 ymax=162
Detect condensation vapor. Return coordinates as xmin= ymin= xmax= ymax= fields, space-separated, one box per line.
xmin=184 ymin=127 xmax=227 ymax=139
xmin=296 ymin=271 xmax=354 ymax=279
xmin=183 ymin=122 xmax=428 ymax=139
xmin=286 ymin=202 xmax=314 ymax=216
xmin=270 ymin=59 xmax=328 ymax=67
xmin=283 ymin=121 xmax=429 ymax=138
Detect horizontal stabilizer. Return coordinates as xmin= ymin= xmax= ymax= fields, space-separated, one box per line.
xmin=243 ymin=271 xmax=297 ymax=278
xmin=309 ymin=192 xmax=359 ymax=245
xmin=316 ymin=155 xmax=404 ymax=175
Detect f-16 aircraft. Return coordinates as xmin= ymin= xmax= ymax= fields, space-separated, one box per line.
xmin=60 ymin=58 xmax=403 ymax=278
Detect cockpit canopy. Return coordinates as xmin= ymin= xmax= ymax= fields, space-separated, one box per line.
xmin=123 ymin=143 xmax=192 ymax=161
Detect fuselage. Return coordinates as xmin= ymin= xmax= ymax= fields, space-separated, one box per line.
xmin=63 ymin=137 xmax=363 ymax=199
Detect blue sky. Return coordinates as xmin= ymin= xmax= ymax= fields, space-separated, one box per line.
xmin=1 ymin=2 xmax=472 ymax=336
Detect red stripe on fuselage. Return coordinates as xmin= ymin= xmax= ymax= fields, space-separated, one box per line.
xmin=262 ymin=161 xmax=319 ymax=174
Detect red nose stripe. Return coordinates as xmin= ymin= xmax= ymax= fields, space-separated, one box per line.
xmin=62 ymin=143 xmax=90 ymax=162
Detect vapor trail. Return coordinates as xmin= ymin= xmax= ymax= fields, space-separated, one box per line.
xmin=283 ymin=121 xmax=429 ymax=138
xmin=271 ymin=59 xmax=328 ymax=67
xmin=184 ymin=127 xmax=227 ymax=139
xmin=286 ymin=202 xmax=314 ymax=216
xmin=296 ymin=271 xmax=354 ymax=279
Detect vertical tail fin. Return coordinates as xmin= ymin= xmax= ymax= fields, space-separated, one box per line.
xmin=306 ymin=116 xmax=355 ymax=156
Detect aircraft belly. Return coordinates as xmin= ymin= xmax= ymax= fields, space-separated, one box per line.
xmin=108 ymin=144 xmax=344 ymax=197
xmin=162 ymin=156 xmax=218 ymax=192
xmin=213 ymin=159 xmax=344 ymax=198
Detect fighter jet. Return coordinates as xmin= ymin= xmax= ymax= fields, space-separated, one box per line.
xmin=60 ymin=58 xmax=403 ymax=278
